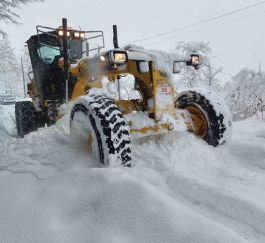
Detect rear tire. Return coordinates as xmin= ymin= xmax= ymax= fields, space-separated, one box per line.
xmin=176 ymin=89 xmax=232 ymax=146
xmin=70 ymin=94 xmax=132 ymax=167
xmin=15 ymin=101 xmax=38 ymax=138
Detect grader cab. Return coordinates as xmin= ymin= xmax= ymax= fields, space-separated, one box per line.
xmin=16 ymin=19 xmax=104 ymax=134
xmin=16 ymin=19 xmax=232 ymax=167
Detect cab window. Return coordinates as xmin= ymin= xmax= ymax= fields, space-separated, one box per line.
xmin=38 ymin=46 xmax=60 ymax=64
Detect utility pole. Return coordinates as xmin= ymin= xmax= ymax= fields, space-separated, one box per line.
xmin=21 ymin=57 xmax=26 ymax=98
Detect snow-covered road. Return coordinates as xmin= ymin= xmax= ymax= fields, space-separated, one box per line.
xmin=0 ymin=104 xmax=265 ymax=243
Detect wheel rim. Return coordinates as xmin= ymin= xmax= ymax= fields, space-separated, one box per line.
xmin=87 ymin=129 xmax=99 ymax=160
xmin=87 ymin=132 xmax=93 ymax=146
xmin=186 ymin=105 xmax=208 ymax=138
xmin=71 ymin=111 xmax=99 ymax=161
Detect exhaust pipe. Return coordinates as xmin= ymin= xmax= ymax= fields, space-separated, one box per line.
xmin=62 ymin=18 xmax=69 ymax=102
xmin=113 ymin=25 xmax=119 ymax=49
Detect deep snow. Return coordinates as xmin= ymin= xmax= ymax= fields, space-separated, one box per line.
xmin=0 ymin=104 xmax=265 ymax=243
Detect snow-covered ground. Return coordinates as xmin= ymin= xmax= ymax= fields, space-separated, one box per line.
xmin=0 ymin=104 xmax=265 ymax=243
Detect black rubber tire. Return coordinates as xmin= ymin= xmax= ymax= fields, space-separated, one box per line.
xmin=37 ymin=116 xmax=46 ymax=128
xmin=176 ymin=90 xmax=232 ymax=146
xmin=15 ymin=101 xmax=38 ymax=138
xmin=70 ymin=94 xmax=132 ymax=167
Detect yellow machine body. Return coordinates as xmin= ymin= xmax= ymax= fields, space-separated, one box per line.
xmin=65 ymin=51 xmax=203 ymax=138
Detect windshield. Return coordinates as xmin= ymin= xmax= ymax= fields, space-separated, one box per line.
xmin=69 ymin=39 xmax=82 ymax=59
xmin=38 ymin=46 xmax=61 ymax=64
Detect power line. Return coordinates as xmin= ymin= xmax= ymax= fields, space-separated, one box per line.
xmin=126 ymin=1 xmax=265 ymax=45
xmin=143 ymin=9 xmax=265 ymax=47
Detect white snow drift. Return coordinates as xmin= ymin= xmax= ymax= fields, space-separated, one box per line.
xmin=0 ymin=104 xmax=265 ymax=243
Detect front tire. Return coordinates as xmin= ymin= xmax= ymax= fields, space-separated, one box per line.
xmin=176 ymin=89 xmax=232 ymax=146
xmin=15 ymin=101 xmax=38 ymax=137
xmin=70 ymin=94 xmax=132 ymax=167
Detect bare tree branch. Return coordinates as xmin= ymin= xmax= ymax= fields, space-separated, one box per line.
xmin=0 ymin=0 xmax=43 ymax=35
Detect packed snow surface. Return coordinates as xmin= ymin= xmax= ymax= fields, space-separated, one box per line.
xmin=0 ymin=104 xmax=265 ymax=243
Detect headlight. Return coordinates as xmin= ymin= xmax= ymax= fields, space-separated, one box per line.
xmin=74 ymin=32 xmax=80 ymax=37
xmin=109 ymin=51 xmax=128 ymax=64
xmin=191 ymin=55 xmax=200 ymax=66
xmin=58 ymin=30 xmax=70 ymax=37
xmin=100 ymin=55 xmax=106 ymax=62
xmin=58 ymin=30 xmax=64 ymax=36
xmin=114 ymin=53 xmax=127 ymax=62
xmin=186 ymin=54 xmax=200 ymax=69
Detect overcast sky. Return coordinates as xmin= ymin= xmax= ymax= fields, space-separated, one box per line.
xmin=2 ymin=0 xmax=265 ymax=75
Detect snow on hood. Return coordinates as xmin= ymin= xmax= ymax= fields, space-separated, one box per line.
xmin=90 ymin=45 xmax=191 ymax=78
xmin=123 ymin=44 xmax=191 ymax=77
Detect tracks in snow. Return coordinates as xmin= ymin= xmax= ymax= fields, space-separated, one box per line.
xmin=131 ymin=131 xmax=265 ymax=242
xmin=1 ymin=104 xmax=265 ymax=242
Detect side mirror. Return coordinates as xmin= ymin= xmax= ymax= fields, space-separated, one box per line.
xmin=109 ymin=50 xmax=128 ymax=64
xmin=173 ymin=62 xmax=181 ymax=74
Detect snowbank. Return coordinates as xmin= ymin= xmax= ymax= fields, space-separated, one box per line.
xmin=0 ymin=104 xmax=17 ymax=141
xmin=0 ymin=105 xmax=265 ymax=242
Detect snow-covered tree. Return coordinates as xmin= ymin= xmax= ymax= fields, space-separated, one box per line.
xmin=0 ymin=36 xmax=17 ymax=71
xmin=173 ymin=41 xmax=223 ymax=89
xmin=21 ymin=46 xmax=32 ymax=74
xmin=0 ymin=35 xmax=22 ymax=96
xmin=225 ymin=65 xmax=265 ymax=121
xmin=0 ymin=0 xmax=43 ymax=36
xmin=0 ymin=0 xmax=41 ymax=96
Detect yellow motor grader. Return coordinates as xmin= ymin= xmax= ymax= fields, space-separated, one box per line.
xmin=16 ymin=18 xmax=232 ymax=167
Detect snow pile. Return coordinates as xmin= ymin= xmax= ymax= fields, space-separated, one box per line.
xmin=0 ymin=104 xmax=17 ymax=141
xmin=0 ymin=112 xmax=9 ymax=142
xmin=0 ymin=167 xmax=245 ymax=243
xmin=85 ymin=75 xmax=140 ymax=101
xmin=124 ymin=45 xmax=191 ymax=80
xmin=0 ymin=104 xmax=265 ymax=242
xmin=125 ymin=112 xmax=157 ymax=131
xmin=124 ymin=110 xmax=188 ymax=138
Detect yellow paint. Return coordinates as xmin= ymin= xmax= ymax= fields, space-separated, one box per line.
xmin=130 ymin=123 xmax=169 ymax=134
xmin=27 ymin=79 xmax=38 ymax=99
xmin=29 ymin=45 xmax=207 ymax=139
xmin=186 ymin=106 xmax=208 ymax=138
xmin=87 ymin=132 xmax=93 ymax=145
xmin=114 ymin=100 xmax=142 ymax=114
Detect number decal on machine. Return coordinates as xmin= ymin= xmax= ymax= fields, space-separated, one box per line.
xmin=161 ymin=87 xmax=167 ymax=93
xmin=160 ymin=86 xmax=171 ymax=96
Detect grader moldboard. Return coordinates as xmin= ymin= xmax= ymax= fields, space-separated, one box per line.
xmin=16 ymin=18 xmax=232 ymax=167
